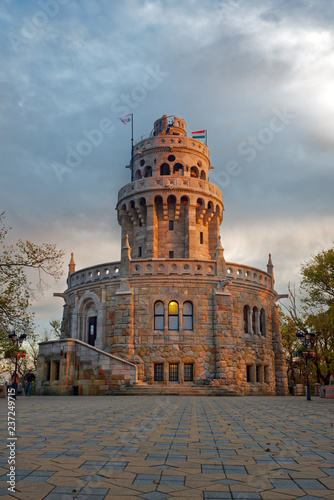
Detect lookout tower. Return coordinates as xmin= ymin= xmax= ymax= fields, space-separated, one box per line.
xmin=38 ymin=113 xmax=288 ymax=397
xmin=116 ymin=115 xmax=224 ymax=262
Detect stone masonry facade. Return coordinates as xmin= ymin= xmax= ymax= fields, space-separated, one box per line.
xmin=37 ymin=115 xmax=288 ymax=396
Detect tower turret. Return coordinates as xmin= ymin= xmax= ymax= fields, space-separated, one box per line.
xmin=116 ymin=115 xmax=224 ymax=261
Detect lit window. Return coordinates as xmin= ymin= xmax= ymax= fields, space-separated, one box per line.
xmin=154 ymin=301 xmax=164 ymax=330
xmin=168 ymin=301 xmax=179 ymax=330
xmin=183 ymin=301 xmax=193 ymax=330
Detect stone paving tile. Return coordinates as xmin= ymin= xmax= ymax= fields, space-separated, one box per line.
xmin=294 ymin=479 xmax=327 ymax=490
xmin=138 ymin=492 xmax=172 ymax=500
xmin=1 ymin=396 xmax=334 ymax=499
xmin=203 ymin=493 xmax=232 ymax=499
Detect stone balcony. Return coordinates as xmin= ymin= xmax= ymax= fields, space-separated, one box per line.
xmin=68 ymin=259 xmax=272 ymax=289
xmin=118 ymin=176 xmax=223 ymax=203
xmin=224 ymin=262 xmax=273 ymax=288
xmin=130 ymin=259 xmax=216 ymax=277
xmin=68 ymin=262 xmax=121 ymax=288
xmin=134 ymin=135 xmax=210 ymax=159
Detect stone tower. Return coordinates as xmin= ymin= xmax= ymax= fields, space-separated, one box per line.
xmin=37 ymin=114 xmax=289 ymax=397
xmin=116 ymin=115 xmax=224 ymax=264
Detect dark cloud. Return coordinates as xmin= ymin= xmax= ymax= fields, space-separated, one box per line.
xmin=0 ymin=0 xmax=333 ymax=332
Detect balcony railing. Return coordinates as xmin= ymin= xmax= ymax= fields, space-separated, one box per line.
xmin=68 ymin=259 xmax=272 ymax=288
xmin=69 ymin=262 xmax=121 ymax=288
xmin=133 ymin=135 xmax=209 ymax=157
xmin=118 ymin=177 xmax=223 ymax=202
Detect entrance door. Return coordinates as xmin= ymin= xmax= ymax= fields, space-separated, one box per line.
xmin=88 ymin=317 xmax=97 ymax=346
xmin=169 ymin=363 xmax=179 ymax=382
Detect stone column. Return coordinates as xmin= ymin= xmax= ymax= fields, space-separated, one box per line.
xmin=145 ymin=201 xmax=155 ymax=258
xmin=188 ymin=203 xmax=197 ymax=259
xmin=114 ymin=283 xmax=134 ymax=359
xmin=212 ymin=287 xmax=237 ymax=388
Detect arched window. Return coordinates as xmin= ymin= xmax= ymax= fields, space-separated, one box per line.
xmin=243 ymin=305 xmax=250 ymax=334
xmin=160 ymin=163 xmax=170 ymax=175
xmin=200 ymin=170 xmax=206 ymax=180
xmin=154 ymin=301 xmax=164 ymax=330
xmin=144 ymin=166 xmax=152 ymax=177
xmin=168 ymin=301 xmax=179 ymax=330
xmin=183 ymin=301 xmax=193 ymax=330
xmin=252 ymin=307 xmax=259 ymax=335
xmin=260 ymin=308 xmax=266 ymax=336
xmin=134 ymin=169 xmax=142 ymax=180
xmin=191 ymin=166 xmax=199 ymax=178
xmin=173 ymin=163 xmax=184 ymax=175
xmin=167 ymin=195 xmax=176 ymax=220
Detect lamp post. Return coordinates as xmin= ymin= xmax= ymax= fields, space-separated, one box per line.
xmin=296 ymin=330 xmax=315 ymax=401
xmin=8 ymin=332 xmax=27 ymax=397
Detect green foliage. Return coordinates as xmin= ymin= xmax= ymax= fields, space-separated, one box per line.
xmin=49 ymin=319 xmax=61 ymax=339
xmin=0 ymin=212 xmax=64 ymax=356
xmin=279 ymin=307 xmax=305 ymax=386
xmin=306 ymin=306 xmax=334 ymax=384
xmin=280 ymin=245 xmax=334 ymax=387
xmin=301 ymin=246 xmax=334 ymax=307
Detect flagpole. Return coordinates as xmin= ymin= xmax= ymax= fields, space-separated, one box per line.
xmin=205 ymin=129 xmax=208 ymax=147
xmin=131 ymin=114 xmax=134 ymax=182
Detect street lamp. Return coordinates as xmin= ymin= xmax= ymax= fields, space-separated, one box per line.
xmin=296 ymin=330 xmax=316 ymax=401
xmin=8 ymin=331 xmax=27 ymax=398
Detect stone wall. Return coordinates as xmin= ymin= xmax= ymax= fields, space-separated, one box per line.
xmin=47 ymin=115 xmax=289 ymax=397
xmin=36 ymin=339 xmax=137 ymax=396
xmin=57 ymin=270 xmax=288 ymax=396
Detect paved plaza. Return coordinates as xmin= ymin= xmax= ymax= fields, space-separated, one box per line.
xmin=0 ymin=396 xmax=334 ymax=500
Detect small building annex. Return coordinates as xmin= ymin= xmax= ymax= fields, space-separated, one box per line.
xmin=37 ymin=115 xmax=288 ymax=396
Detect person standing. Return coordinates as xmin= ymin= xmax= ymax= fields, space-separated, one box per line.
xmin=11 ymin=371 xmax=19 ymax=399
xmin=24 ymin=369 xmax=35 ymax=396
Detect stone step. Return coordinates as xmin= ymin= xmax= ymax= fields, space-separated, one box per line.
xmin=105 ymin=385 xmax=240 ymax=396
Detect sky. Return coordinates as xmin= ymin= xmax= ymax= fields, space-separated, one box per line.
xmin=1 ymin=0 xmax=333 ymax=334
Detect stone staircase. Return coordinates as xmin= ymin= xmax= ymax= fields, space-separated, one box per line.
xmin=106 ymin=384 xmax=240 ymax=397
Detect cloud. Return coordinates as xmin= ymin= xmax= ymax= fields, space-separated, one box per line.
xmin=1 ymin=0 xmax=333 ymax=332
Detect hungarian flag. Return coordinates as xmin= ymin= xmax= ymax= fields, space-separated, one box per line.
xmin=119 ymin=114 xmax=132 ymax=125
xmin=192 ymin=130 xmax=206 ymax=139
